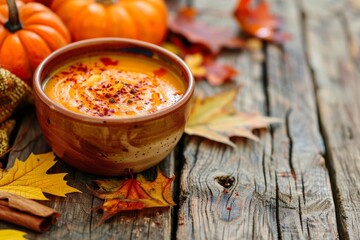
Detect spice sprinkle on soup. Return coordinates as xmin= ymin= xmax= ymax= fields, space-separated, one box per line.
xmin=43 ymin=53 xmax=186 ymax=117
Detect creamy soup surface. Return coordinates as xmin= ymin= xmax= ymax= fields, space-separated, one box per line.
xmin=43 ymin=53 xmax=186 ymax=117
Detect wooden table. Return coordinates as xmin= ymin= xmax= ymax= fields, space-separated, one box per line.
xmin=1 ymin=0 xmax=360 ymax=239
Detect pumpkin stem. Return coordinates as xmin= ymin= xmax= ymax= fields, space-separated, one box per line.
xmin=4 ymin=0 xmax=23 ymax=33
xmin=96 ymin=0 xmax=118 ymax=6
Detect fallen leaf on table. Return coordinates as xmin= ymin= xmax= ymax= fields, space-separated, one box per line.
xmin=0 ymin=152 xmax=81 ymax=200
xmin=185 ymin=88 xmax=281 ymax=147
xmin=233 ymin=0 xmax=291 ymax=42
xmin=169 ymin=7 xmax=244 ymax=55
xmin=204 ymin=59 xmax=238 ymax=86
xmin=184 ymin=53 xmax=207 ymax=78
xmin=91 ymin=169 xmax=175 ymax=225
xmin=184 ymin=53 xmax=238 ymax=86
xmin=0 ymin=229 xmax=27 ymax=240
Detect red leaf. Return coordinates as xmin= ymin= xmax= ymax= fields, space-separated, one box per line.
xmin=234 ymin=0 xmax=291 ymax=42
xmin=183 ymin=53 xmax=238 ymax=86
xmin=169 ymin=7 xmax=244 ymax=54
xmin=91 ymin=169 xmax=175 ymax=225
xmin=205 ymin=60 xmax=238 ymax=86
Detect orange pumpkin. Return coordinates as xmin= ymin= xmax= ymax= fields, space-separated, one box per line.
xmin=0 ymin=0 xmax=70 ymax=85
xmin=50 ymin=0 xmax=168 ymax=45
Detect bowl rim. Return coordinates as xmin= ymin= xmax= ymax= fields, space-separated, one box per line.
xmin=33 ymin=37 xmax=195 ymax=124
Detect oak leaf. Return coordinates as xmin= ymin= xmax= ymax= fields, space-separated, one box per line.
xmin=0 ymin=230 xmax=27 ymax=240
xmin=0 ymin=152 xmax=81 ymax=200
xmin=233 ymin=0 xmax=291 ymax=42
xmin=169 ymin=7 xmax=244 ymax=54
xmin=185 ymin=88 xmax=281 ymax=147
xmin=91 ymin=169 xmax=175 ymax=225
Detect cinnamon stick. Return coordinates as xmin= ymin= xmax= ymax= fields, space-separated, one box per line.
xmin=0 ymin=191 xmax=60 ymax=232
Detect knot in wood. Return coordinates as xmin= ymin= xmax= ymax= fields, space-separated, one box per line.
xmin=215 ymin=175 xmax=235 ymax=189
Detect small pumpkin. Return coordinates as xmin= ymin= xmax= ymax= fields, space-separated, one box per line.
xmin=0 ymin=0 xmax=70 ymax=85
xmin=50 ymin=0 xmax=168 ymax=45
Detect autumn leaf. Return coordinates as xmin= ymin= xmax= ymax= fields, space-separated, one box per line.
xmin=184 ymin=53 xmax=207 ymax=78
xmin=204 ymin=59 xmax=238 ymax=86
xmin=185 ymin=88 xmax=281 ymax=147
xmin=233 ymin=0 xmax=291 ymax=42
xmin=184 ymin=53 xmax=238 ymax=86
xmin=91 ymin=169 xmax=175 ymax=225
xmin=0 ymin=230 xmax=27 ymax=240
xmin=169 ymin=7 xmax=244 ymax=55
xmin=0 ymin=152 xmax=81 ymax=200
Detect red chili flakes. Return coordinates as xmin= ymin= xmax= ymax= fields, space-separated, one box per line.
xmin=76 ymin=64 xmax=88 ymax=72
xmin=153 ymin=67 xmax=167 ymax=77
xmin=100 ymin=57 xmax=118 ymax=66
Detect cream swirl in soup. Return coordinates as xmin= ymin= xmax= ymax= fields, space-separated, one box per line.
xmin=43 ymin=53 xmax=186 ymax=117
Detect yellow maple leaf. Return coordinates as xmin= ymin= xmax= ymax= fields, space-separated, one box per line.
xmin=185 ymin=88 xmax=282 ymax=147
xmin=0 ymin=152 xmax=81 ymax=200
xmin=0 ymin=230 xmax=27 ymax=240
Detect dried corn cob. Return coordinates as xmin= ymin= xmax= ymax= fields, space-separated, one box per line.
xmin=0 ymin=68 xmax=33 ymax=157
xmin=0 ymin=68 xmax=33 ymax=122
xmin=0 ymin=120 xmax=15 ymax=157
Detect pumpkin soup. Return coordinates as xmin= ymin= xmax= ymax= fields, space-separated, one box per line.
xmin=43 ymin=53 xmax=186 ymax=117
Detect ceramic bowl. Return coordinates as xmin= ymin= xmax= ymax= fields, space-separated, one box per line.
xmin=33 ymin=38 xmax=194 ymax=176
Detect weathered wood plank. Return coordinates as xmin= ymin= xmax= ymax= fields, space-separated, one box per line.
xmin=176 ymin=0 xmax=278 ymax=239
xmin=0 ymin=108 xmax=177 ymax=239
xmin=303 ymin=0 xmax=360 ymax=239
xmin=177 ymin=0 xmax=338 ymax=239
xmin=266 ymin=0 xmax=338 ymax=239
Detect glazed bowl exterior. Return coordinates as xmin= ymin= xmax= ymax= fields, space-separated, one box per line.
xmin=33 ymin=38 xmax=194 ymax=176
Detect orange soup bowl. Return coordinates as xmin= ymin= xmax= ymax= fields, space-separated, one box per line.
xmin=33 ymin=38 xmax=194 ymax=176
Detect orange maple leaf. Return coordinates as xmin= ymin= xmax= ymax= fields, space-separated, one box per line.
xmin=233 ymin=0 xmax=291 ymax=42
xmin=91 ymin=169 xmax=175 ymax=225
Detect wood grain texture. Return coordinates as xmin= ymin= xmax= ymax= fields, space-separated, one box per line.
xmin=303 ymin=0 xmax=360 ymax=238
xmin=0 ymin=110 xmax=177 ymax=240
xmin=177 ymin=0 xmax=338 ymax=239
xmin=177 ymin=0 xmax=278 ymax=239
xmin=266 ymin=0 xmax=338 ymax=239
